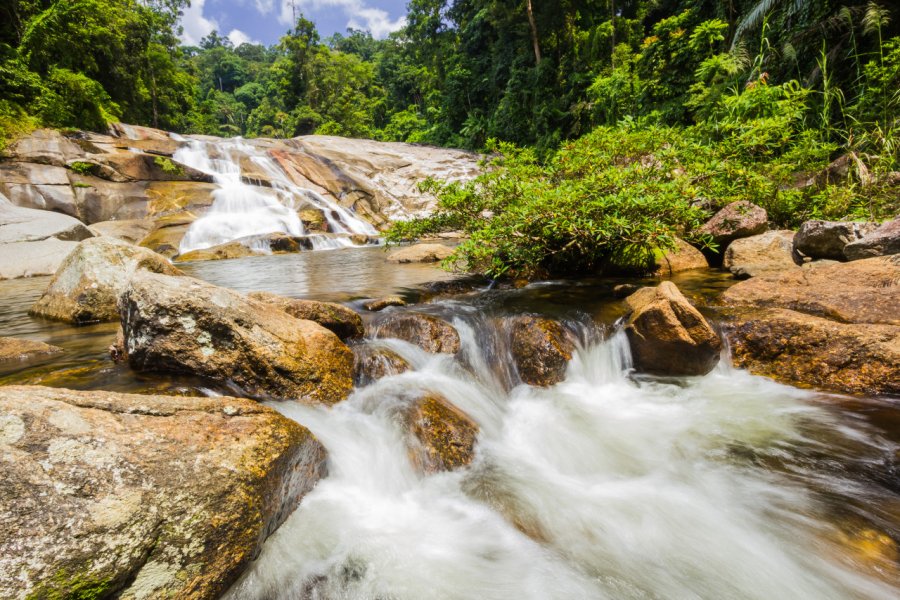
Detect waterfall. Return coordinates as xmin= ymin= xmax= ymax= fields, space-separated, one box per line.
xmin=173 ymin=137 xmax=376 ymax=255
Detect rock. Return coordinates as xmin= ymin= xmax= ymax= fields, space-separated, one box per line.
xmin=387 ymin=243 xmax=454 ymax=264
xmin=844 ymin=218 xmax=900 ymax=261
xmin=298 ymin=207 xmax=327 ymax=232
xmin=0 ymin=238 xmax=80 ymax=280
xmin=405 ymin=393 xmax=478 ymax=474
xmin=248 ymin=291 xmax=364 ymax=340
xmin=653 ymin=238 xmax=708 ymax=276
xmin=0 ymin=162 xmax=79 ymax=218
xmin=793 ymin=220 xmax=878 ymax=260
xmin=722 ymin=230 xmax=798 ymax=278
xmin=613 ymin=283 xmax=643 ymax=299
xmin=0 ymin=337 xmax=63 ymax=366
xmin=374 ymin=313 xmax=460 ymax=354
xmin=176 ymin=233 xmax=312 ymax=262
xmin=0 ymin=386 xmax=326 ymax=600
xmin=508 ymin=316 xmax=575 ymax=386
xmin=623 ymin=282 xmax=722 ymax=376
xmin=120 ymin=271 xmax=354 ymax=403
xmin=698 ymin=201 xmax=768 ymax=248
xmin=1 ymin=128 xmax=86 ymax=166
xmin=138 ymin=212 xmax=197 ymax=258
xmin=721 ymin=256 xmax=900 ymax=325
xmin=353 ymin=346 xmax=410 ymax=385
xmin=88 ymin=219 xmax=154 ymax=244
xmin=176 ymin=240 xmax=262 ymax=262
xmin=363 ymin=295 xmax=407 ymax=311
xmin=29 ymin=237 xmax=182 ymax=324
xmin=726 ymin=309 xmax=899 ymax=396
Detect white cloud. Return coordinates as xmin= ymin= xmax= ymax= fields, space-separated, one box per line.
xmin=227 ymin=28 xmax=261 ymax=46
xmin=180 ymin=0 xmax=219 ymax=46
xmin=266 ymin=1 xmax=406 ymax=38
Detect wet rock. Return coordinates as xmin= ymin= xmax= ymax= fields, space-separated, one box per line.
xmin=793 ymin=220 xmax=877 ymax=261
xmin=0 ymin=385 xmax=326 ymax=600
xmin=726 ymin=309 xmax=899 ymax=396
xmin=298 ymin=207 xmax=328 ymax=232
xmin=374 ymin=313 xmax=460 ymax=354
xmin=844 ymin=218 xmax=900 ymax=261
xmin=698 ymin=201 xmax=768 ymax=248
xmin=417 ymin=277 xmax=487 ymax=302
xmin=88 ymin=218 xmax=154 ymax=244
xmin=613 ymin=283 xmax=643 ymax=298
xmin=387 ymin=243 xmax=454 ymax=264
xmin=176 ymin=233 xmax=312 ymax=262
xmin=29 ymin=237 xmax=182 ymax=324
xmin=623 ymin=282 xmax=722 ymax=376
xmin=653 ymin=238 xmax=708 ymax=276
xmin=722 ymin=230 xmax=799 ymax=278
xmin=120 ymin=271 xmax=354 ymax=403
xmin=363 ymin=295 xmax=407 ymax=311
xmin=353 ymin=346 xmax=410 ymax=385
xmin=721 ymin=255 xmax=900 ymax=325
xmin=248 ymin=291 xmax=364 ymax=340
xmin=405 ymin=393 xmax=478 ymax=474
xmin=0 ymin=337 xmax=63 ymax=366
xmin=176 ymin=240 xmax=262 ymax=262
xmin=509 ymin=316 xmax=575 ymax=386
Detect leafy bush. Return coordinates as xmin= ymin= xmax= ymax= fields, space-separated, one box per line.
xmin=153 ymin=156 xmax=183 ymax=176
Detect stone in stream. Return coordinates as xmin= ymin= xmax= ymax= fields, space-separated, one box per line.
xmin=0 ymin=337 xmax=63 ymax=366
xmin=623 ymin=282 xmax=722 ymax=376
xmin=652 ymin=238 xmax=708 ymax=277
xmin=387 ymin=243 xmax=454 ymax=264
xmin=363 ymin=295 xmax=407 ymax=311
xmin=176 ymin=233 xmax=313 ymax=262
xmin=508 ymin=316 xmax=575 ymax=386
xmin=698 ymin=201 xmax=768 ymax=249
xmin=722 ymin=230 xmax=799 ymax=279
xmin=353 ymin=346 xmax=411 ymax=385
xmin=405 ymin=393 xmax=478 ymax=474
xmin=843 ymin=218 xmax=900 ymax=261
xmin=29 ymin=236 xmax=182 ymax=324
xmin=793 ymin=219 xmax=878 ymax=261
xmin=88 ymin=218 xmax=155 ymax=244
xmin=373 ymin=312 xmax=460 ymax=354
xmin=119 ymin=271 xmax=354 ymax=403
xmin=248 ymin=291 xmax=364 ymax=341
xmin=0 ymin=385 xmax=326 ymax=600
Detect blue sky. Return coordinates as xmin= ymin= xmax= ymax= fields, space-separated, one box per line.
xmin=180 ymin=0 xmax=409 ymax=47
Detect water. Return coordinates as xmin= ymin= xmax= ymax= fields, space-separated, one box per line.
xmin=1 ymin=251 xmax=897 ymax=597
xmin=174 ymin=137 xmax=376 ymax=254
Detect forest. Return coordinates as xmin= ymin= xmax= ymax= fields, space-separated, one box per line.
xmin=1 ymin=0 xmax=898 ymax=275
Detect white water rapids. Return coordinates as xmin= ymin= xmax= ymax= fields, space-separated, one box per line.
xmin=224 ymin=317 xmax=898 ymax=599
xmin=173 ymin=137 xmax=377 ymax=254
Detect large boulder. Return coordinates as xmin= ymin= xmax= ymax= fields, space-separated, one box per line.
xmin=373 ymin=312 xmax=460 ymax=354
xmin=29 ymin=237 xmax=182 ymax=324
xmin=387 ymin=243 xmax=454 ymax=264
xmin=508 ymin=316 xmax=575 ymax=386
xmin=653 ymin=238 xmax=708 ymax=277
xmin=698 ymin=201 xmax=768 ymax=248
xmin=0 ymin=386 xmax=325 ymax=600
xmin=0 ymin=337 xmax=62 ymax=367
xmin=793 ymin=220 xmax=878 ymax=261
xmin=623 ymin=282 xmax=722 ymax=376
xmin=844 ymin=218 xmax=900 ymax=261
xmin=404 ymin=393 xmax=478 ymax=474
xmin=723 ymin=255 xmax=900 ymax=395
xmin=88 ymin=218 xmax=154 ymax=244
xmin=248 ymin=291 xmax=364 ymax=341
xmin=722 ymin=230 xmax=799 ymax=278
xmin=0 ymin=162 xmax=79 ymax=218
xmin=119 ymin=271 xmax=354 ymax=403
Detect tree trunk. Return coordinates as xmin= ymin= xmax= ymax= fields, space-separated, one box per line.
xmin=526 ymin=0 xmax=541 ymax=65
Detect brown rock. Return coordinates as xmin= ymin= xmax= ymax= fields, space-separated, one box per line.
xmin=844 ymin=218 xmax=900 ymax=261
xmin=698 ymin=201 xmax=768 ymax=248
xmin=722 ymin=230 xmax=798 ymax=278
xmin=88 ymin=219 xmax=154 ymax=244
xmin=176 ymin=233 xmax=311 ymax=262
xmin=0 ymin=337 xmax=63 ymax=366
xmin=374 ymin=313 xmax=460 ymax=354
xmin=721 ymin=256 xmax=900 ymax=325
xmin=120 ymin=271 xmax=353 ymax=403
xmin=0 ymin=386 xmax=325 ymax=600
xmin=353 ymin=346 xmax=411 ymax=385
xmin=387 ymin=243 xmax=454 ymax=264
xmin=624 ymin=282 xmax=722 ymax=376
xmin=248 ymin=291 xmax=364 ymax=340
xmin=654 ymin=238 xmax=708 ymax=276
xmin=363 ymin=295 xmax=407 ymax=311
xmin=726 ymin=309 xmax=899 ymax=396
xmin=509 ymin=316 xmax=575 ymax=386
xmin=176 ymin=240 xmax=262 ymax=262
xmin=793 ymin=220 xmax=877 ymax=261
xmin=298 ymin=207 xmax=328 ymax=232
xmin=138 ymin=212 xmax=197 ymax=258
xmin=29 ymin=237 xmax=182 ymax=324
xmin=405 ymin=394 xmax=478 ymax=474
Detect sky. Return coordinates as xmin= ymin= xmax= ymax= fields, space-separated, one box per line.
xmin=180 ymin=0 xmax=409 ymax=47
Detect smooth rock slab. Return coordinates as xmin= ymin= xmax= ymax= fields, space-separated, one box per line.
xmin=0 ymin=386 xmax=326 ymax=600
xmin=387 ymin=243 xmax=454 ymax=264
xmin=0 ymin=337 xmax=63 ymax=366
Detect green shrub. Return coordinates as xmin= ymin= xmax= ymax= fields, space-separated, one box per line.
xmin=68 ymin=161 xmax=97 ymax=175
xmin=153 ymin=156 xmax=184 ymax=176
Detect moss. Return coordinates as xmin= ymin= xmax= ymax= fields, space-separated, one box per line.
xmin=154 ymin=156 xmax=184 ymax=176
xmin=68 ymin=161 xmax=98 ymax=175
xmin=26 ymin=568 xmax=114 ymax=600
xmin=72 ymin=182 xmax=92 ymax=188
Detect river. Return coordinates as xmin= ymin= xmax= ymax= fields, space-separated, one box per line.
xmin=1 ymin=248 xmax=897 ymax=598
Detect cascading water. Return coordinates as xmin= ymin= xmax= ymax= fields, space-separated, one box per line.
xmin=224 ymin=313 xmax=899 ymax=600
xmin=173 ymin=137 xmax=377 ymax=254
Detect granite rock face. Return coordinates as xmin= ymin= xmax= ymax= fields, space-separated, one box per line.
xmin=722 ymin=230 xmax=799 ymax=279
xmin=793 ymin=220 xmax=878 ymax=261
xmin=843 ymin=218 xmax=900 ymax=261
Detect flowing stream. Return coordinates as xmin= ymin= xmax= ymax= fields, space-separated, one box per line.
xmin=0 ymin=252 xmax=897 ymax=598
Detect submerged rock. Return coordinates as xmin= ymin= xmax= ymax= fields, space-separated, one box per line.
xmin=653 ymin=238 xmax=708 ymax=276
xmin=176 ymin=233 xmax=312 ymax=262
xmin=698 ymin=201 xmax=768 ymax=248
xmin=0 ymin=385 xmax=326 ymax=600
xmin=723 ymin=230 xmax=798 ymax=278
xmin=387 ymin=243 xmax=454 ymax=264
xmin=363 ymin=295 xmax=407 ymax=311
xmin=623 ymin=282 xmax=721 ymax=376
xmin=405 ymin=393 xmax=478 ymax=474
xmin=374 ymin=312 xmax=460 ymax=354
xmin=793 ymin=220 xmax=877 ymax=261
xmin=29 ymin=237 xmax=181 ymax=324
xmin=248 ymin=291 xmax=364 ymax=340
xmin=844 ymin=218 xmax=900 ymax=261
xmin=509 ymin=316 xmax=575 ymax=386
xmin=120 ymin=271 xmax=354 ymax=402
xmin=0 ymin=337 xmax=63 ymax=366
